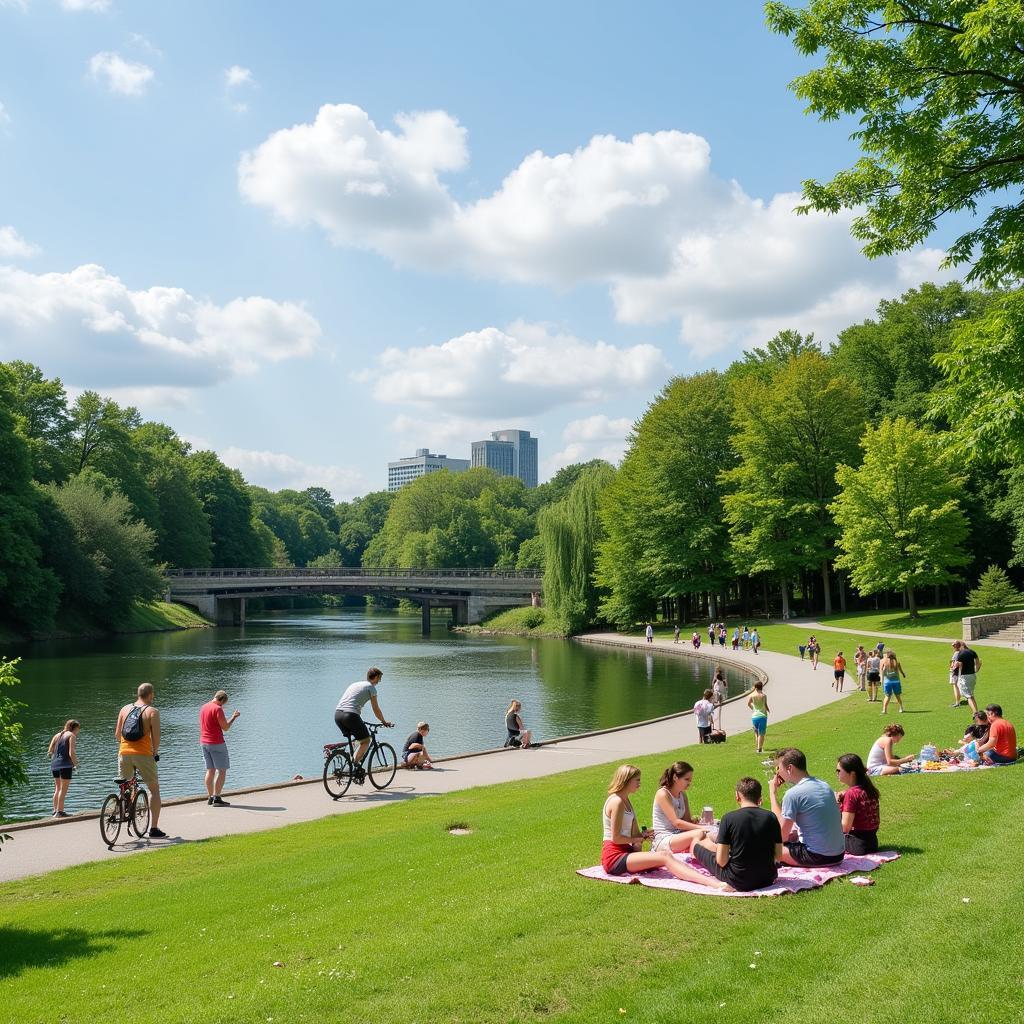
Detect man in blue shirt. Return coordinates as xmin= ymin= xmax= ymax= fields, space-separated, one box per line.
xmin=769 ymin=747 xmax=845 ymax=866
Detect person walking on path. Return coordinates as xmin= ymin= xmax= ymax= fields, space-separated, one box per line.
xmin=673 ymin=624 xmax=680 ymax=644
xmin=712 ymin=666 xmax=728 ymax=729
xmin=747 ymin=681 xmax=770 ymax=754
xmin=832 ymin=651 xmax=847 ymax=693
xmin=855 ymin=646 xmax=867 ymax=691
xmin=751 ymin=628 xmax=761 ymax=654
xmin=865 ymin=649 xmax=882 ymax=703
xmin=645 ymin=623 xmax=654 ymax=644
xmin=952 ymin=641 xmax=982 ymax=713
xmin=115 ymin=683 xmax=165 ymax=838
xmin=718 ymin=624 xmax=726 ymax=647
xmin=694 ymin=689 xmax=715 ymax=744
xmin=47 ymin=719 xmax=80 ymax=817
xmin=708 ymin=622 xmax=716 ymax=647
xmin=808 ymin=636 xmax=820 ymax=670
xmin=200 ymin=690 xmax=240 ymax=806
xmin=880 ymin=649 xmax=907 ymax=715
xmin=335 ymin=668 xmax=393 ymax=777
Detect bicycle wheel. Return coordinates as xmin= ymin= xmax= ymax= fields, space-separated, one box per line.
xmin=323 ymin=750 xmax=353 ymax=799
xmin=131 ymin=788 xmax=151 ymax=837
xmin=367 ymin=742 xmax=397 ymax=790
xmin=99 ymin=794 xmax=123 ymax=848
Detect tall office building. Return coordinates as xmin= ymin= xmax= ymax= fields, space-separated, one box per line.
xmin=471 ymin=429 xmax=538 ymax=488
xmin=387 ymin=449 xmax=470 ymax=492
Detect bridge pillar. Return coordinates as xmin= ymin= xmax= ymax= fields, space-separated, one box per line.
xmin=421 ymin=600 xmax=432 ymax=637
xmin=217 ymin=597 xmax=246 ymax=626
xmin=450 ymin=600 xmax=468 ymax=627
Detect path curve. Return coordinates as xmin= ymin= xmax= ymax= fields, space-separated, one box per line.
xmin=785 ymin=620 xmax=1021 ymax=649
xmin=0 ymin=634 xmax=848 ymax=883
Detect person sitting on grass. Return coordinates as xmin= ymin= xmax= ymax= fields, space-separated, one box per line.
xmin=694 ymin=689 xmax=715 ymax=744
xmin=402 ymin=722 xmax=434 ymax=770
xmin=955 ymin=712 xmax=990 ymax=763
xmin=866 ymin=723 xmax=914 ymax=776
xmin=650 ymin=761 xmax=708 ymax=854
xmin=835 ymin=753 xmax=881 ymax=855
xmin=600 ymin=764 xmax=732 ymax=890
xmin=691 ymin=776 xmax=782 ymax=892
xmin=975 ymin=704 xmax=1018 ymax=765
xmin=769 ymin=747 xmax=846 ymax=867
xmin=504 ymin=700 xmax=533 ymax=749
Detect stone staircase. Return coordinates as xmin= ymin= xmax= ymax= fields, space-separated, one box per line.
xmin=982 ymin=624 xmax=1024 ymax=646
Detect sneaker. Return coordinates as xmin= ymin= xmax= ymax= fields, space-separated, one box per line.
xmin=353 ymin=767 xmax=366 ymax=785
xmin=55 ymin=810 xmax=70 ymax=818
xmin=207 ymin=796 xmax=214 ymax=805
xmin=211 ymin=796 xmax=231 ymax=806
xmin=148 ymin=827 xmax=168 ymax=839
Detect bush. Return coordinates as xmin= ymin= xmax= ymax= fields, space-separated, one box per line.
xmin=520 ymin=608 xmax=546 ymax=629
xmin=968 ymin=565 xmax=1024 ymax=610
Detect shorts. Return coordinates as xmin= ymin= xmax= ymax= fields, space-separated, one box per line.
xmin=752 ymin=715 xmax=767 ymax=736
xmin=201 ymin=743 xmax=230 ymax=770
xmin=867 ymin=672 xmax=880 ymax=683
xmin=958 ymin=673 xmax=976 ymax=698
xmin=883 ymin=678 xmax=902 ymax=697
xmin=118 ymin=753 xmax=158 ymax=789
xmin=867 ymin=765 xmax=887 ymax=777
xmin=698 ymin=725 xmax=712 ymax=743
xmin=601 ymin=840 xmax=633 ymax=875
xmin=651 ymin=832 xmax=677 ymax=853
xmin=845 ymin=830 xmax=878 ymax=856
xmin=335 ymin=710 xmax=369 ymax=741
xmin=985 ymin=752 xmax=1017 ymax=765
xmin=784 ymin=841 xmax=844 ymax=867
xmin=52 ymin=767 xmax=73 ymax=780
xmin=834 ymin=670 xmax=845 ymax=681
xmin=693 ymin=841 xmax=776 ymax=892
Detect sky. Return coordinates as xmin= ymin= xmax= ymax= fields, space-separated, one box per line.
xmin=0 ymin=1 xmax=961 ymax=499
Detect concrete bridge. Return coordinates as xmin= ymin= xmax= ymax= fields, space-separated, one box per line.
xmin=165 ymin=567 xmax=543 ymax=634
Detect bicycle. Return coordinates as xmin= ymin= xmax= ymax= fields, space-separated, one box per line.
xmin=99 ymin=768 xmax=150 ymax=848
xmin=323 ymin=722 xmax=397 ymax=799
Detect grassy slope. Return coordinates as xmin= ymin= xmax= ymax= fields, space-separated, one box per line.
xmin=2 ymin=633 xmax=1022 ymax=1023
xmin=794 ymin=605 xmax=998 ymax=639
xmin=459 ymin=605 xmax=566 ymax=637
xmin=1 ymin=600 xmax=210 ymax=644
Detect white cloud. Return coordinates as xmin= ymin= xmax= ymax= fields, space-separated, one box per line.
xmin=544 ymin=414 xmax=633 ymax=476
xmin=361 ymin=320 xmax=668 ymax=419
xmin=241 ymin=104 xmax=954 ymax=356
xmin=88 ymin=52 xmax=154 ymax=96
xmin=0 ymin=0 xmax=28 ymax=12
xmin=62 ymin=0 xmax=111 ymax=10
xmin=0 ymin=101 xmax=10 ymax=128
xmin=0 ymin=262 xmax=320 ymax=388
xmin=220 ymin=446 xmax=364 ymax=501
xmin=225 ymin=65 xmax=253 ymax=88
xmin=0 ymin=225 xmax=39 ymax=259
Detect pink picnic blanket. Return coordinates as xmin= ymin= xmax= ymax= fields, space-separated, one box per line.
xmin=908 ymin=759 xmax=1018 ymax=774
xmin=577 ymin=851 xmax=899 ymax=897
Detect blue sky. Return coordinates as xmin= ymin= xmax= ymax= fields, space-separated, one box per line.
xmin=0 ymin=1 xmax=959 ymax=498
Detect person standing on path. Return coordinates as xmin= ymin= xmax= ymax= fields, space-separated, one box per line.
xmin=673 ymin=624 xmax=680 ymax=644
xmin=645 ymin=623 xmax=654 ymax=644
xmin=747 ymin=681 xmax=770 ymax=754
xmin=832 ymin=651 xmax=847 ymax=693
xmin=335 ymin=668 xmax=393 ymax=775
xmin=809 ymin=636 xmax=820 ymax=670
xmin=718 ymin=624 xmax=726 ymax=647
xmin=47 ymin=719 xmax=80 ymax=817
xmin=200 ymin=690 xmax=240 ymax=806
xmin=952 ymin=641 xmax=982 ymax=713
xmin=751 ymin=628 xmax=761 ymax=654
xmin=712 ymin=666 xmax=728 ymax=729
xmin=708 ymin=622 xmax=716 ymax=647
xmin=855 ymin=646 xmax=867 ymax=691
xmin=865 ymin=649 xmax=882 ymax=703
xmin=880 ymin=649 xmax=907 ymax=715
xmin=115 ymin=683 xmax=165 ymax=838
xmin=694 ymin=689 xmax=715 ymax=744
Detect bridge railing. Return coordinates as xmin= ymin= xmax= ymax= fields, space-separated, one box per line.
xmin=166 ymin=567 xmax=542 ymax=581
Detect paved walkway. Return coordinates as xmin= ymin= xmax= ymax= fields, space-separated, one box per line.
xmin=786 ymin=620 xmax=1021 ymax=650
xmin=0 ymin=634 xmax=847 ymax=883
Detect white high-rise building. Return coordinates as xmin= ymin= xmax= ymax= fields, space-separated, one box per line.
xmin=387 ymin=449 xmax=470 ymax=491
xmin=470 ymin=429 xmax=538 ymax=488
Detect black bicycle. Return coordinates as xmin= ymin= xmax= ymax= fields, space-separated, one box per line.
xmin=323 ymin=722 xmax=397 ymax=799
xmin=99 ymin=768 xmax=150 ymax=848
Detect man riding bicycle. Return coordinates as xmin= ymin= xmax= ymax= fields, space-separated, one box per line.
xmin=334 ymin=667 xmax=393 ymax=780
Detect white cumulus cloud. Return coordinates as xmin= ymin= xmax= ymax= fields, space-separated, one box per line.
xmin=544 ymin=414 xmax=633 ymax=477
xmin=220 ymin=446 xmax=365 ymax=501
xmin=225 ymin=65 xmax=253 ymax=88
xmin=88 ymin=52 xmax=154 ymax=96
xmin=0 ymin=225 xmax=39 ymax=259
xmin=360 ymin=320 xmax=669 ymax=418
xmin=0 ymin=262 xmax=320 ymax=389
xmin=241 ymin=104 xmax=955 ymax=356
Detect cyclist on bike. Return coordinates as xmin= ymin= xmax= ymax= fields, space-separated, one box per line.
xmin=115 ymin=682 xmax=165 ymax=838
xmin=335 ymin=668 xmax=393 ymax=780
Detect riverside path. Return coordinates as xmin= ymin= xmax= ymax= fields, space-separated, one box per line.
xmin=0 ymin=634 xmax=848 ymax=883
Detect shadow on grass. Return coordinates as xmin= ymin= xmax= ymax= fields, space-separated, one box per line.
xmin=885 ymin=845 xmax=925 ymax=857
xmin=0 ymin=926 xmax=145 ymax=979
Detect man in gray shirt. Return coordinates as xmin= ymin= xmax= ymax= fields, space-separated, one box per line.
xmin=769 ymin=747 xmax=845 ymax=866
xmin=334 ymin=667 xmax=393 ymax=773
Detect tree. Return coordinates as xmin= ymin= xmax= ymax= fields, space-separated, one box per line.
xmin=723 ymin=351 xmax=866 ymax=615
xmin=0 ymin=657 xmax=29 ymax=835
xmin=767 ymin=1 xmax=1024 ymax=285
xmin=737 ymin=329 xmax=820 ymax=379
xmin=540 ymin=462 xmax=614 ymax=634
xmin=831 ymin=417 xmax=969 ymax=617
xmin=967 ymin=565 xmax=1024 ymax=609
xmin=0 ymin=360 xmax=72 ymax=483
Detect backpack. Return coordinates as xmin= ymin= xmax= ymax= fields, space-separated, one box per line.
xmin=122 ymin=704 xmax=147 ymax=741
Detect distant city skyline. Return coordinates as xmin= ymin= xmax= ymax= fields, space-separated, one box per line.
xmin=389 ymin=429 xmax=538 ymax=491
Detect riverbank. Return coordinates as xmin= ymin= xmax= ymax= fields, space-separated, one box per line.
xmin=452 ymin=605 xmax=568 ymax=638
xmin=0 ymin=600 xmax=210 ymax=645
xmin=3 ymin=631 xmax=1021 ymax=1024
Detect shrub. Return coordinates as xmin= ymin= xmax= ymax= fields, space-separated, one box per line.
xmin=968 ymin=565 xmax=1024 ymax=610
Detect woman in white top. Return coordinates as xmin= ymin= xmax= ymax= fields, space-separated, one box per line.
xmin=600 ymin=765 xmax=731 ymax=889
xmin=650 ymin=761 xmax=707 ymax=854
xmin=866 ymin=723 xmax=913 ymax=776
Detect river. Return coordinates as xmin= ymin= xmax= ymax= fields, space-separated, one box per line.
xmin=5 ymin=609 xmax=752 ymax=820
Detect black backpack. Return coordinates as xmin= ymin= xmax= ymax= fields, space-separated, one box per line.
xmin=122 ymin=704 xmax=147 ymax=741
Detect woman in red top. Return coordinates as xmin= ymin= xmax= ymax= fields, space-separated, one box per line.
xmin=835 ymin=752 xmax=880 ymax=855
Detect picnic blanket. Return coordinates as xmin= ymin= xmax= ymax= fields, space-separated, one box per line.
xmin=577 ymin=850 xmax=899 ymax=897
xmin=902 ymin=759 xmax=1019 ymax=774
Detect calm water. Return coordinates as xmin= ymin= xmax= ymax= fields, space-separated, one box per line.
xmin=5 ymin=609 xmax=753 ymax=820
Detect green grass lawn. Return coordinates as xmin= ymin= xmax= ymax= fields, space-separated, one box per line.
xmin=2 ymin=632 xmax=1022 ymax=1023
xmin=789 ymin=604 xmax=993 ymax=639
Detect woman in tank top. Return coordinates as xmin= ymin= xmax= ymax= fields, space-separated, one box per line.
xmin=650 ymin=761 xmax=707 ymax=854
xmin=746 ymin=681 xmax=770 ymax=753
xmin=866 ymin=723 xmax=913 ymax=776
xmin=47 ymin=719 xmax=80 ymax=817
xmin=503 ymin=700 xmax=532 ymax=749
xmin=600 ymin=764 xmax=731 ymax=890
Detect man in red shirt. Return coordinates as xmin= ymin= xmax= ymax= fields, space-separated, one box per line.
xmin=200 ymin=690 xmax=241 ymax=805
xmin=976 ymin=704 xmax=1018 ymax=766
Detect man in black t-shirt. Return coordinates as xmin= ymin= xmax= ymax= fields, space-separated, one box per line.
xmin=953 ymin=641 xmax=982 ymax=713
xmin=692 ymin=777 xmax=783 ymax=891
xmin=401 ymin=722 xmax=434 ymax=769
